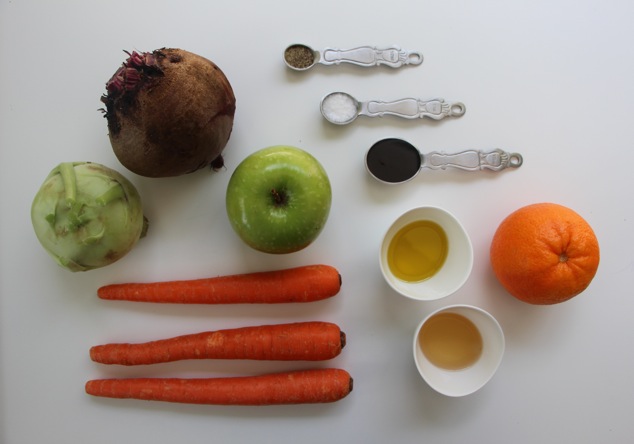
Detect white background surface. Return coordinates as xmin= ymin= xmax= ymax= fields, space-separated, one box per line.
xmin=1 ymin=1 xmax=633 ymax=443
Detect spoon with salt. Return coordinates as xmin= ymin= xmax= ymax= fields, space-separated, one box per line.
xmin=284 ymin=44 xmax=423 ymax=71
xmin=320 ymin=92 xmax=466 ymax=125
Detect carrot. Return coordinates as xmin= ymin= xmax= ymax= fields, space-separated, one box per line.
xmin=85 ymin=368 xmax=353 ymax=405
xmin=97 ymin=264 xmax=341 ymax=304
xmin=90 ymin=321 xmax=346 ymax=365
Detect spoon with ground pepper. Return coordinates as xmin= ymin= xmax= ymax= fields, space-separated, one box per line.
xmin=284 ymin=44 xmax=423 ymax=71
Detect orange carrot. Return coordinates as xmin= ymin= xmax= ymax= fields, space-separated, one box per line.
xmin=97 ymin=264 xmax=341 ymax=304
xmin=85 ymin=368 xmax=353 ymax=405
xmin=90 ymin=321 xmax=345 ymax=365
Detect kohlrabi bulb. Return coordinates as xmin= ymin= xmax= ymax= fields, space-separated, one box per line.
xmin=31 ymin=162 xmax=147 ymax=272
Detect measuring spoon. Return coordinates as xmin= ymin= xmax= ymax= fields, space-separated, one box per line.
xmin=284 ymin=44 xmax=423 ymax=71
xmin=365 ymin=138 xmax=523 ymax=184
xmin=320 ymin=92 xmax=466 ymax=125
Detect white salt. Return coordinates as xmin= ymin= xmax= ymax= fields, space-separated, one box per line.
xmin=321 ymin=93 xmax=358 ymax=124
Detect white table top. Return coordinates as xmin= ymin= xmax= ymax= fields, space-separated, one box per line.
xmin=1 ymin=1 xmax=633 ymax=443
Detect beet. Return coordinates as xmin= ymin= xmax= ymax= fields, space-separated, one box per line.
xmin=101 ymin=48 xmax=236 ymax=177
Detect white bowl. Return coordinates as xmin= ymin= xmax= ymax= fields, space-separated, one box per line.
xmin=413 ymin=305 xmax=505 ymax=397
xmin=380 ymin=206 xmax=473 ymax=301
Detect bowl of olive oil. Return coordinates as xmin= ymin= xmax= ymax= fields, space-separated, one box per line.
xmin=379 ymin=206 xmax=473 ymax=301
xmin=413 ymin=305 xmax=505 ymax=397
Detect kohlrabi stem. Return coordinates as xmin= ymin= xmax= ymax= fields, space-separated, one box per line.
xmin=96 ymin=184 xmax=125 ymax=206
xmin=60 ymin=163 xmax=77 ymax=206
xmin=59 ymin=162 xmax=82 ymax=231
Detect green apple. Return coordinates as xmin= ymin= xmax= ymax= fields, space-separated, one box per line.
xmin=225 ymin=145 xmax=332 ymax=254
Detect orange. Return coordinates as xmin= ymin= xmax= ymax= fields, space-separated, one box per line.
xmin=490 ymin=203 xmax=600 ymax=305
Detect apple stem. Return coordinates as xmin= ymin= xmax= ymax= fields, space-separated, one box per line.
xmin=270 ymin=188 xmax=288 ymax=207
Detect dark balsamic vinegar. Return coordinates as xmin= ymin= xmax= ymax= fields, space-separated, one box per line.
xmin=365 ymin=138 xmax=421 ymax=183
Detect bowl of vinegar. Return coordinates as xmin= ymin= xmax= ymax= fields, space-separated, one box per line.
xmin=413 ymin=304 xmax=505 ymax=397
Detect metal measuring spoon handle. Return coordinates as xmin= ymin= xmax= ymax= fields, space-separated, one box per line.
xmin=421 ymin=149 xmax=523 ymax=171
xmin=359 ymin=98 xmax=466 ymax=120
xmin=320 ymin=46 xmax=423 ymax=68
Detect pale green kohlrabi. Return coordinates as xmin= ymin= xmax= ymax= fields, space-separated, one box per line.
xmin=31 ymin=162 xmax=148 ymax=272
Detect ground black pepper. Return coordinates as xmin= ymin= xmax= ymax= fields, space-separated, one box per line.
xmin=284 ymin=44 xmax=315 ymax=69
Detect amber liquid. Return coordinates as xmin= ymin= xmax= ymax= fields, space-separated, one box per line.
xmin=387 ymin=220 xmax=448 ymax=282
xmin=419 ymin=312 xmax=483 ymax=370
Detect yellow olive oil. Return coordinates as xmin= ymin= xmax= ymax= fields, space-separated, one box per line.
xmin=387 ymin=220 xmax=448 ymax=282
xmin=419 ymin=312 xmax=483 ymax=370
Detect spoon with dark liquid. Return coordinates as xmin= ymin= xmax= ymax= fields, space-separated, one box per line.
xmin=365 ymin=138 xmax=523 ymax=184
